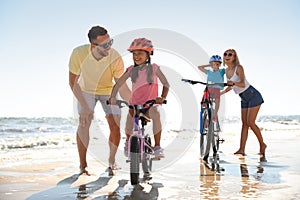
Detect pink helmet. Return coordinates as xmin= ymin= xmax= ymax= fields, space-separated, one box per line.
xmin=127 ymin=38 xmax=154 ymax=55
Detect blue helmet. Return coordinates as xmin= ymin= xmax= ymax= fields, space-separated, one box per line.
xmin=209 ymin=55 xmax=222 ymax=63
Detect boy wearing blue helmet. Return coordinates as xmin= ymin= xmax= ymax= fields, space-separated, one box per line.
xmin=198 ymin=55 xmax=225 ymax=121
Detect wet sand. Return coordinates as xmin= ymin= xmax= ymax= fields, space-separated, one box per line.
xmin=1 ymin=128 xmax=300 ymax=200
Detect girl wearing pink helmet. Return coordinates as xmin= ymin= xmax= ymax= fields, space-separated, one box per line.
xmin=109 ymin=38 xmax=170 ymax=158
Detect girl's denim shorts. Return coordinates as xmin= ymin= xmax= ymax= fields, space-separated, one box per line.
xmin=239 ymin=85 xmax=264 ymax=108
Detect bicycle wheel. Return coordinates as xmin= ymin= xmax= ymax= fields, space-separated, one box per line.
xmin=142 ymin=136 xmax=151 ymax=174
xmin=130 ymin=136 xmax=140 ymax=185
xmin=200 ymin=109 xmax=208 ymax=157
xmin=200 ymin=108 xmax=213 ymax=161
xmin=144 ymin=135 xmax=152 ymax=154
xmin=212 ymin=130 xmax=219 ymax=156
xmin=212 ymin=115 xmax=223 ymax=157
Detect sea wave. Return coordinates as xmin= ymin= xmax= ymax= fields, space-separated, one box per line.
xmin=0 ymin=117 xmax=76 ymax=134
xmin=0 ymin=116 xmax=299 ymax=150
xmin=0 ymin=133 xmax=76 ymax=150
xmin=0 ymin=117 xmax=77 ymax=150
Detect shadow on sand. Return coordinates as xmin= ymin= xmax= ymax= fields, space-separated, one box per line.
xmin=26 ymin=171 xmax=163 ymax=200
xmin=96 ymin=180 xmax=163 ymax=200
xmin=26 ymin=172 xmax=112 ymax=200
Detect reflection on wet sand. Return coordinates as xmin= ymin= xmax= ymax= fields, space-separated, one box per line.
xmin=239 ymin=156 xmax=264 ymax=198
xmin=199 ymin=154 xmax=273 ymax=199
xmin=199 ymin=156 xmax=223 ymax=199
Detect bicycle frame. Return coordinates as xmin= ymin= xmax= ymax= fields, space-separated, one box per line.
xmin=126 ymin=104 xmax=155 ymax=161
xmin=200 ymin=85 xmax=213 ymax=134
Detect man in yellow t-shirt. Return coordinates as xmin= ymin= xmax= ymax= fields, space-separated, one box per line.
xmin=69 ymin=25 xmax=129 ymax=176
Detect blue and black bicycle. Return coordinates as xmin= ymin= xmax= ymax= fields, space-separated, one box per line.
xmin=182 ymin=79 xmax=229 ymax=168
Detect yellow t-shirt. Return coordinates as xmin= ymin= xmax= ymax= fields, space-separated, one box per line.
xmin=69 ymin=44 xmax=124 ymax=95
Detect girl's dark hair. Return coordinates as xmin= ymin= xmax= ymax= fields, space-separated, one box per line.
xmin=87 ymin=26 xmax=107 ymax=43
xmin=131 ymin=53 xmax=153 ymax=84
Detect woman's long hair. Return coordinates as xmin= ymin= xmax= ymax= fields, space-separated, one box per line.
xmin=223 ymin=49 xmax=240 ymax=67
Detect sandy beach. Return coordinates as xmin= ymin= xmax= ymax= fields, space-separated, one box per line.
xmin=1 ymin=120 xmax=300 ymax=200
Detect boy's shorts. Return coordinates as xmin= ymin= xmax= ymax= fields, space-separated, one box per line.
xmin=208 ymin=87 xmax=221 ymax=99
xmin=77 ymin=92 xmax=121 ymax=116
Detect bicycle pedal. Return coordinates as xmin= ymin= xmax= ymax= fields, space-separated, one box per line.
xmin=218 ymin=138 xmax=225 ymax=143
xmin=219 ymin=167 xmax=225 ymax=172
xmin=143 ymin=174 xmax=152 ymax=181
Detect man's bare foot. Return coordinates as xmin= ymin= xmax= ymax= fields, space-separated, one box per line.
xmin=106 ymin=167 xmax=114 ymax=176
xmin=80 ymin=168 xmax=91 ymax=176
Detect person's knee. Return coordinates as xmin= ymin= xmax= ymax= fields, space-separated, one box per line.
xmin=107 ymin=114 xmax=120 ymax=126
xmin=125 ymin=122 xmax=133 ymax=135
xmin=153 ymin=120 xmax=162 ymax=135
xmin=110 ymin=123 xmax=120 ymax=133
xmin=242 ymin=122 xmax=249 ymax=129
xmin=77 ymin=125 xmax=91 ymax=136
xmin=247 ymin=121 xmax=257 ymax=129
xmin=149 ymin=107 xmax=160 ymax=120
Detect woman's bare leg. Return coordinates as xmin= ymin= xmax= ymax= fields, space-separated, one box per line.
xmin=247 ymin=105 xmax=267 ymax=154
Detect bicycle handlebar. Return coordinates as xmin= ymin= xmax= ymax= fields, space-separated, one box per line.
xmin=143 ymin=99 xmax=167 ymax=107
xmin=181 ymin=78 xmax=231 ymax=87
xmin=106 ymin=99 xmax=167 ymax=109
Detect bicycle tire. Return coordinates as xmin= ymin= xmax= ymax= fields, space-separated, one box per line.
xmin=212 ymin=115 xmax=222 ymax=157
xmin=144 ymin=136 xmax=152 ymax=154
xmin=200 ymin=109 xmax=207 ymax=157
xmin=142 ymin=136 xmax=151 ymax=174
xmin=130 ymin=136 xmax=140 ymax=185
xmin=200 ymin=108 xmax=213 ymax=161
xmin=212 ymin=130 xmax=219 ymax=156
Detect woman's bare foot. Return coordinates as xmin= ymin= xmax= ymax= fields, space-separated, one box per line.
xmin=234 ymin=150 xmax=245 ymax=156
xmin=259 ymin=143 xmax=267 ymax=155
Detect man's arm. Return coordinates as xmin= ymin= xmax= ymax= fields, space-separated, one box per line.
xmin=110 ymin=70 xmax=131 ymax=104
xmin=69 ymin=72 xmax=93 ymax=126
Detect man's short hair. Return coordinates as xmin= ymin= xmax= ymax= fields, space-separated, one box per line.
xmin=88 ymin=26 xmax=108 ymax=43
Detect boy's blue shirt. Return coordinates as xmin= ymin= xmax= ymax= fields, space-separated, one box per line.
xmin=206 ymin=68 xmax=225 ymax=89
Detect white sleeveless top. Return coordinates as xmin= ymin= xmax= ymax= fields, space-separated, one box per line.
xmin=228 ymin=66 xmax=250 ymax=94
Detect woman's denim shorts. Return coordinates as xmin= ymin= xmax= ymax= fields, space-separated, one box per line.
xmin=239 ymin=85 xmax=264 ymax=108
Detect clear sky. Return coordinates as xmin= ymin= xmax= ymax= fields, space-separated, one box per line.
xmin=0 ymin=0 xmax=299 ymax=117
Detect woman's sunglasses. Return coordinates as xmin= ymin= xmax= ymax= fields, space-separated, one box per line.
xmin=224 ymin=52 xmax=233 ymax=57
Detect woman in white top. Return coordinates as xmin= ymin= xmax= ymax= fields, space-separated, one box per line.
xmin=221 ymin=49 xmax=267 ymax=160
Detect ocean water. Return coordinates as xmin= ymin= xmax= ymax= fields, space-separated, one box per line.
xmin=0 ymin=115 xmax=300 ymax=150
xmin=0 ymin=117 xmax=77 ymax=150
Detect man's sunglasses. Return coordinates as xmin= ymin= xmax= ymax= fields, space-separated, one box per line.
xmin=93 ymin=39 xmax=114 ymax=49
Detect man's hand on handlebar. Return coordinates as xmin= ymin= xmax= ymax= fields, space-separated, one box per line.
xmin=108 ymin=97 xmax=117 ymax=105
